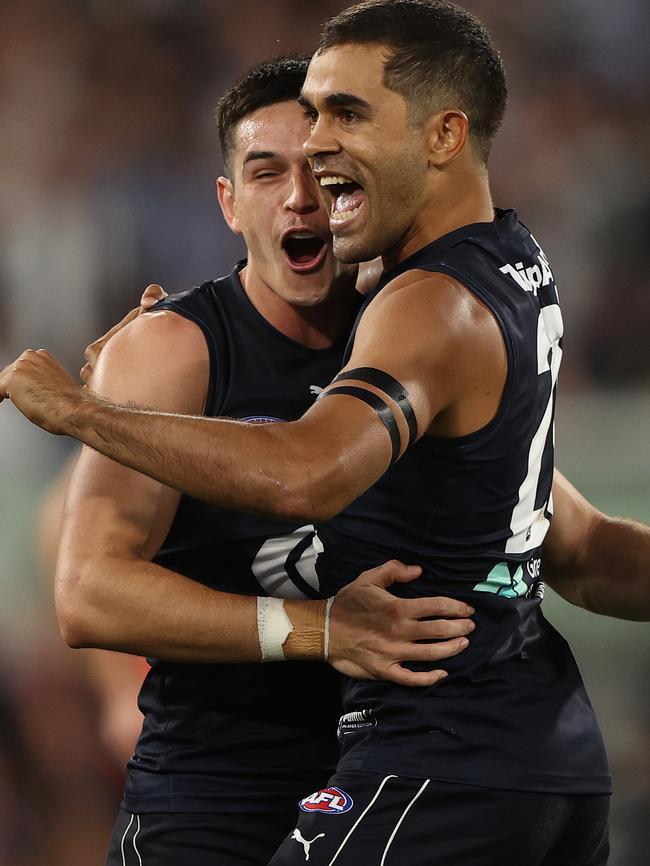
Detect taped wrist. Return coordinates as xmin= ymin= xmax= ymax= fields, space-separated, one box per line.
xmin=257 ymin=597 xmax=294 ymax=662
xmin=323 ymin=597 xmax=335 ymax=662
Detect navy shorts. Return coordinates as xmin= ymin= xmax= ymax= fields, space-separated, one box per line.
xmin=105 ymin=806 xmax=296 ymax=866
xmin=268 ymin=771 xmax=610 ymax=866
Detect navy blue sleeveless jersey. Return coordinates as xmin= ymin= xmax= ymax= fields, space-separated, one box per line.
xmin=124 ymin=263 xmax=359 ymax=813
xmin=315 ymin=210 xmax=611 ymax=794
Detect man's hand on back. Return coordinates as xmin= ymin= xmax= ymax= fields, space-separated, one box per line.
xmin=327 ymin=560 xmax=474 ymax=687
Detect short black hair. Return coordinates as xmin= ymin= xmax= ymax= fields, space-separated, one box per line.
xmin=319 ymin=0 xmax=507 ymax=162
xmin=215 ymin=55 xmax=310 ymax=176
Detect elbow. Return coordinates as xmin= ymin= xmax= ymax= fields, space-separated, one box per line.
xmin=55 ymin=565 xmax=103 ymax=649
xmin=58 ymin=616 xmax=89 ymax=650
xmin=271 ymin=465 xmax=349 ymax=524
xmin=57 ymin=601 xmax=91 ymax=648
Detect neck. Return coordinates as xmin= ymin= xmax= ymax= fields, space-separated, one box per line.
xmin=239 ymin=265 xmax=359 ymax=349
xmin=382 ymin=169 xmax=495 ymax=271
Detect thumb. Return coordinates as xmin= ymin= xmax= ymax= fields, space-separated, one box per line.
xmin=356 ymin=560 xmax=422 ymax=588
xmin=139 ymin=283 xmax=168 ymax=311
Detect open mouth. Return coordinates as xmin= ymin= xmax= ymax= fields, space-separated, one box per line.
xmin=282 ymin=231 xmax=328 ymax=273
xmin=319 ymin=175 xmax=367 ymax=229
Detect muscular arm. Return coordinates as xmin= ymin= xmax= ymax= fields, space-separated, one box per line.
xmin=55 ymin=308 xmax=472 ymax=678
xmin=543 ymin=470 xmax=650 ymax=620
xmin=55 ymin=310 xmax=278 ymax=661
xmin=16 ymin=271 xmax=504 ymax=522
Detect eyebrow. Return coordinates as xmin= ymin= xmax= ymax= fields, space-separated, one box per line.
xmin=242 ymin=150 xmax=278 ymax=168
xmin=299 ymin=91 xmax=374 ymax=115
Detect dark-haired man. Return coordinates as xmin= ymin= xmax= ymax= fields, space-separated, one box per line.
xmin=2 ymin=3 xmax=649 ymax=864
xmin=42 ymin=55 xmax=472 ymax=866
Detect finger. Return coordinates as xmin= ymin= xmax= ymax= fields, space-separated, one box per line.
xmin=355 ymin=559 xmax=421 ymax=588
xmin=410 ymin=618 xmax=474 ymax=641
xmin=80 ymin=363 xmax=92 ymax=385
xmin=401 ymin=596 xmax=474 ymax=619
xmin=139 ymin=283 xmax=167 ymax=311
xmin=400 ymin=636 xmax=469 ymax=663
xmin=385 ymin=664 xmax=448 ymax=688
xmin=84 ymin=308 xmax=138 ymax=364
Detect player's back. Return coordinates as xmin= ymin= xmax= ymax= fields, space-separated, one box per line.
xmin=316 ymin=209 xmax=611 ymax=795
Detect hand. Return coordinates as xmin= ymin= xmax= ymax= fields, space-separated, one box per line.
xmin=0 ymin=349 xmax=84 ymax=434
xmin=355 ymin=258 xmax=383 ymax=295
xmin=81 ymin=283 xmax=168 ymax=384
xmin=327 ymin=560 xmax=474 ymax=687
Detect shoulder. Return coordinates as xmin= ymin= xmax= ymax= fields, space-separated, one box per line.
xmin=360 ymin=268 xmax=499 ymax=342
xmin=91 ymin=309 xmax=210 ymax=411
xmin=104 ymin=308 xmax=208 ymax=365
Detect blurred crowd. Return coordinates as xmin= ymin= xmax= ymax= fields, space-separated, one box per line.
xmin=0 ymin=1 xmax=648 ymax=864
xmin=0 ymin=0 xmax=649 ymax=383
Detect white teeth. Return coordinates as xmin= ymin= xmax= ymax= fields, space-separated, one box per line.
xmin=319 ymin=175 xmax=353 ymax=186
xmin=330 ymin=209 xmax=358 ymax=221
xmin=288 ymin=231 xmax=317 ymax=239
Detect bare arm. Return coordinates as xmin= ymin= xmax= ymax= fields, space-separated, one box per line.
xmin=543 ymin=470 xmax=650 ymax=620
xmin=55 ymin=309 xmax=274 ymax=662
xmin=55 ymin=307 xmax=473 ymax=681
xmin=36 ymin=454 xmax=145 ymax=765
xmin=1 ymin=270 xmax=504 ymax=523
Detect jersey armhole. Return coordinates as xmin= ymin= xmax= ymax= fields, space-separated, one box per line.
xmin=419 ymin=263 xmax=517 ymax=451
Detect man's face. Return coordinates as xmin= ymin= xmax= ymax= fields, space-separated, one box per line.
xmin=221 ymin=100 xmax=353 ymax=306
xmin=301 ymin=44 xmax=429 ymax=264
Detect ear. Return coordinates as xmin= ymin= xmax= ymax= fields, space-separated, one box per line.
xmin=425 ymin=110 xmax=469 ymax=168
xmin=216 ymin=176 xmax=242 ymax=235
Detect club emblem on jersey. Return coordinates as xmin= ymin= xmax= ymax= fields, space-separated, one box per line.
xmin=299 ymin=786 xmax=353 ymax=815
xmin=241 ymin=415 xmax=284 ymax=423
xmin=473 ymin=559 xmax=542 ymax=599
xmin=291 ymin=829 xmax=325 ymax=861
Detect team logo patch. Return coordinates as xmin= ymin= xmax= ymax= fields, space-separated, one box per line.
xmin=241 ymin=415 xmax=284 ymax=423
xmin=299 ymin=786 xmax=353 ymax=815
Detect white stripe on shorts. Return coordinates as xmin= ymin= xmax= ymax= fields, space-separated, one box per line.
xmin=121 ymin=813 xmax=135 ymax=866
xmin=327 ymin=775 xmax=397 ymax=866
xmin=132 ymin=814 xmax=143 ymax=866
xmin=380 ymin=779 xmax=430 ymax=865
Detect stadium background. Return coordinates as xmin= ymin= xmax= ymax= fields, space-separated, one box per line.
xmin=0 ymin=0 xmax=647 ymax=862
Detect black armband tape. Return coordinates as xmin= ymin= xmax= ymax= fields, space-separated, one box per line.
xmin=319 ymin=385 xmax=400 ymax=464
xmin=331 ymin=367 xmax=417 ymax=446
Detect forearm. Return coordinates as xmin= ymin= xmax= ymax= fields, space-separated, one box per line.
xmin=56 ymin=553 xmax=326 ymax=662
xmin=65 ymin=391 xmax=388 ymax=521
xmin=547 ymin=513 xmax=650 ymax=621
xmin=67 ymin=395 xmax=317 ymax=520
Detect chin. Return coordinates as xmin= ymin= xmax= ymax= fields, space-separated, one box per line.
xmin=284 ymin=283 xmax=330 ymax=307
xmin=333 ymin=234 xmax=381 ymax=265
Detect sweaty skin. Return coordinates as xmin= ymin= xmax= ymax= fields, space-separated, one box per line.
xmin=47 ymin=99 xmax=475 ymax=687
xmin=1 ymin=50 xmax=649 ymax=622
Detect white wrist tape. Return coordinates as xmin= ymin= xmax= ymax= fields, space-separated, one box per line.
xmin=257 ymin=597 xmax=294 ymax=662
xmin=323 ymin=597 xmax=335 ymax=662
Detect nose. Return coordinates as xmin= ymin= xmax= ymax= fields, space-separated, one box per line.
xmin=303 ymin=116 xmax=341 ymax=162
xmin=284 ymin=168 xmax=320 ymax=215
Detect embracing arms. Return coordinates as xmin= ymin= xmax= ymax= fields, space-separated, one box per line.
xmin=54 ymin=307 xmax=473 ymax=684
xmin=0 ymin=270 xmax=505 ymax=521
xmin=4 ymin=274 xmax=648 ymax=625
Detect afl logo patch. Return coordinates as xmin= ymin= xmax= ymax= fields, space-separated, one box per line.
xmin=299 ymin=786 xmax=353 ymax=815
